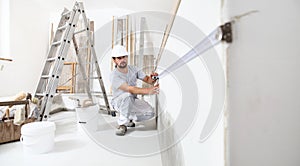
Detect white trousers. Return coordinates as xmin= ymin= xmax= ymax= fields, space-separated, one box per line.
xmin=111 ymin=93 xmax=155 ymax=125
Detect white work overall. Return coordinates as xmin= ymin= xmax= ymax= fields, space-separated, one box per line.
xmin=111 ymin=92 xmax=155 ymax=125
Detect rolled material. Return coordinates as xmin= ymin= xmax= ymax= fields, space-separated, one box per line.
xmin=3 ymin=92 xmax=26 ymax=119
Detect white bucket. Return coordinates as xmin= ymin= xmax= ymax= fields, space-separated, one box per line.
xmin=21 ymin=121 xmax=56 ymax=154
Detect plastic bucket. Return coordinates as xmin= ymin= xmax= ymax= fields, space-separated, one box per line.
xmin=21 ymin=121 xmax=56 ymax=154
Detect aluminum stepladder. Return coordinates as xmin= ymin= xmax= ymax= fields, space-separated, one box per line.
xmin=34 ymin=2 xmax=115 ymax=121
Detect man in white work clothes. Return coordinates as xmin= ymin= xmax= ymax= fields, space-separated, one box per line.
xmin=110 ymin=45 xmax=159 ymax=136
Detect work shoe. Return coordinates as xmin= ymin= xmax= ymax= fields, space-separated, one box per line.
xmin=116 ymin=125 xmax=127 ymax=136
xmin=127 ymin=120 xmax=135 ymax=127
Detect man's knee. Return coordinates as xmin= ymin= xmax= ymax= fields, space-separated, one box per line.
xmin=119 ymin=93 xmax=133 ymax=101
xmin=112 ymin=93 xmax=134 ymax=112
xmin=136 ymin=111 xmax=155 ymax=121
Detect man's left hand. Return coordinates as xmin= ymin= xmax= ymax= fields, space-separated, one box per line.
xmin=150 ymin=72 xmax=159 ymax=84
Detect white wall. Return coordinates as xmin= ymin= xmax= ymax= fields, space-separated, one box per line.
xmin=0 ymin=0 xmax=10 ymax=59
xmin=0 ymin=1 xmax=225 ymax=165
xmin=0 ymin=0 xmax=50 ymax=96
xmin=158 ymin=0 xmax=225 ymax=166
xmin=0 ymin=0 xmax=176 ymax=97
xmin=225 ymin=0 xmax=300 ymax=166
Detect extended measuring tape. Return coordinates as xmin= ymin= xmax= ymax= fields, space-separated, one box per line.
xmin=152 ymin=21 xmax=232 ymax=80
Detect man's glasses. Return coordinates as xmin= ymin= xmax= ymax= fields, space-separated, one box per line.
xmin=116 ymin=56 xmax=127 ymax=60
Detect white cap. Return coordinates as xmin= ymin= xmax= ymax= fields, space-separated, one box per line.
xmin=111 ymin=45 xmax=129 ymax=58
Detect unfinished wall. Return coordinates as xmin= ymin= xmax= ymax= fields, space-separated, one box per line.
xmin=225 ymin=0 xmax=300 ymax=166
xmin=157 ymin=0 xmax=225 ymax=165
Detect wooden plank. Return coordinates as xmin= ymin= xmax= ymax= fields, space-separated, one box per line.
xmin=130 ymin=28 xmax=135 ymax=65
xmin=111 ymin=16 xmax=115 ymax=70
xmin=0 ymin=100 xmax=29 ymax=106
xmin=112 ymin=16 xmax=115 ymax=48
xmin=56 ymin=62 xmax=77 ymax=93
xmin=71 ymin=62 xmax=76 ymax=93
xmin=154 ymin=0 xmax=182 ymax=71
xmin=126 ymin=15 xmax=129 ymax=51
xmin=0 ymin=57 xmax=12 ymax=61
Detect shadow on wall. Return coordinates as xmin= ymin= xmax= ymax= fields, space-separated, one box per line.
xmin=157 ymin=102 xmax=184 ymax=166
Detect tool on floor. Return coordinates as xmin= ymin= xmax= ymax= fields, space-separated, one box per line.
xmin=34 ymin=2 xmax=115 ymax=121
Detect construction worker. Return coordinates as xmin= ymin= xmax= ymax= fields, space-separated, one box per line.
xmin=110 ymin=45 xmax=159 ymax=136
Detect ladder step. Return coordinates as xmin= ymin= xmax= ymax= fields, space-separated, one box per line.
xmin=74 ymin=28 xmax=87 ymax=35
xmin=62 ymin=11 xmax=72 ymax=16
xmin=41 ymin=75 xmax=50 ymax=79
xmin=89 ymin=76 xmax=101 ymax=79
xmin=35 ymin=93 xmax=44 ymax=97
xmin=52 ymin=41 xmax=62 ymax=46
xmin=78 ymin=46 xmax=89 ymax=50
xmin=99 ymin=105 xmax=107 ymax=110
xmin=57 ymin=24 xmax=68 ymax=31
xmin=90 ymin=91 xmax=104 ymax=94
xmin=47 ymin=57 xmax=56 ymax=62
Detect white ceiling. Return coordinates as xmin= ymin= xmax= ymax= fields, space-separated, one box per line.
xmin=32 ymin=0 xmax=177 ymax=13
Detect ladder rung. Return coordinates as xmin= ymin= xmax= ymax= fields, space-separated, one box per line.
xmin=47 ymin=57 xmax=56 ymax=62
xmin=78 ymin=61 xmax=100 ymax=65
xmin=89 ymin=76 xmax=101 ymax=79
xmin=62 ymin=11 xmax=71 ymax=16
xmin=41 ymin=75 xmax=50 ymax=79
xmin=35 ymin=93 xmax=44 ymax=97
xmin=78 ymin=46 xmax=89 ymax=50
xmin=52 ymin=41 xmax=62 ymax=46
xmin=99 ymin=105 xmax=107 ymax=110
xmin=74 ymin=29 xmax=87 ymax=35
xmin=90 ymin=91 xmax=104 ymax=94
xmin=58 ymin=24 xmax=68 ymax=31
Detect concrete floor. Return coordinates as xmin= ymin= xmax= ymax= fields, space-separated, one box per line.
xmin=0 ymin=96 xmax=162 ymax=166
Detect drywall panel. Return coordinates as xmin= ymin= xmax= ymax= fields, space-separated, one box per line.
xmin=225 ymin=0 xmax=300 ymax=165
xmin=157 ymin=0 xmax=225 ymax=165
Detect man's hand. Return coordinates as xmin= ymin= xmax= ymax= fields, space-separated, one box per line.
xmin=149 ymin=72 xmax=159 ymax=84
xmin=148 ymin=84 xmax=160 ymax=95
xmin=143 ymin=72 xmax=159 ymax=85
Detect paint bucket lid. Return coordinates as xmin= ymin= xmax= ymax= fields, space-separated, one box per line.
xmin=21 ymin=121 xmax=56 ymax=136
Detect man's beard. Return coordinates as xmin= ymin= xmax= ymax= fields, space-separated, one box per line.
xmin=118 ymin=62 xmax=127 ymax=68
